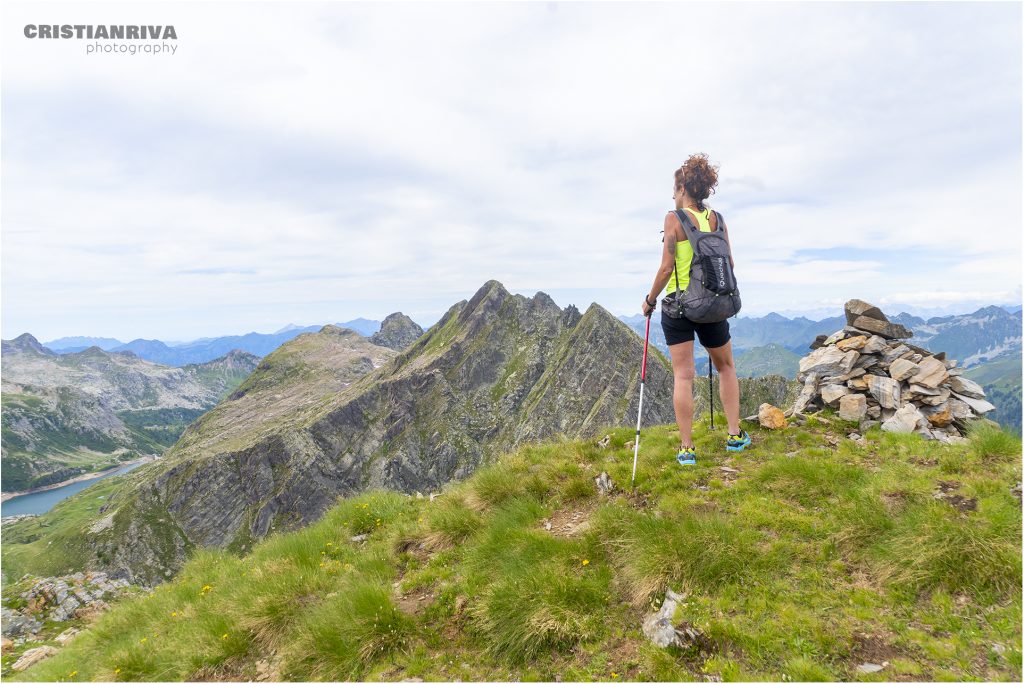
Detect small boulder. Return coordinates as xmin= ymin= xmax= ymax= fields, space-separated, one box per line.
xmin=847 ymin=376 xmax=869 ymax=391
xmin=791 ymin=374 xmax=821 ymax=414
xmin=867 ymin=375 xmax=901 ymax=409
xmin=911 ymin=356 xmax=949 ymax=388
xmin=823 ymin=330 xmax=848 ymax=346
xmin=12 ymin=645 xmax=59 ymax=671
xmin=950 ymin=392 xmax=995 ymax=414
xmin=862 ymin=335 xmax=888 ymax=354
xmin=882 ymin=404 xmax=925 ymax=434
xmin=882 ymin=344 xmax=911 ymax=365
xmin=836 ymin=335 xmax=868 ymax=351
xmin=888 ymin=358 xmax=920 ymax=382
xmin=946 ymin=375 xmax=985 ymax=399
xmin=55 ymin=627 xmax=80 ymax=645
xmin=922 ymin=404 xmax=953 ymax=427
xmin=757 ymin=403 xmax=787 ymax=429
xmin=595 ymin=471 xmax=615 ymax=496
xmin=641 ymin=588 xmax=687 ymax=648
xmin=849 ymin=315 xmax=912 ymax=339
xmin=844 ymin=299 xmax=888 ymax=324
xmin=820 ymin=384 xmax=850 ymax=405
xmin=798 ymin=347 xmax=857 ymax=380
xmin=838 ymin=394 xmax=867 ymax=421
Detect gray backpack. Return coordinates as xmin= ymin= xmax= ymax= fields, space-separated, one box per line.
xmin=661 ymin=208 xmax=742 ymax=323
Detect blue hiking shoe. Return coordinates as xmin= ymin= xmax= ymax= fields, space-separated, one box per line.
xmin=676 ymin=446 xmax=697 ymax=466
xmin=726 ymin=430 xmax=752 ymax=452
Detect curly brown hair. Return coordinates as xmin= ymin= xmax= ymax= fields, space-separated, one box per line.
xmin=674 ymin=153 xmax=719 ymax=211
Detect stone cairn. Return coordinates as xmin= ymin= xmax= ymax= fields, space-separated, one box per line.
xmin=792 ymin=299 xmax=995 ymax=443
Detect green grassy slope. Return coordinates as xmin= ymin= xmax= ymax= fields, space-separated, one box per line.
xmin=965 ymin=355 xmax=1022 ymax=435
xmin=734 ymin=344 xmax=801 ymax=379
xmin=1 ymin=476 xmax=129 ymax=581
xmin=5 ymin=416 xmax=1021 ymax=682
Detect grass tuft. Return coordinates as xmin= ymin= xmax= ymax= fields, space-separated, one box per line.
xmin=967 ymin=421 xmax=1022 ymax=460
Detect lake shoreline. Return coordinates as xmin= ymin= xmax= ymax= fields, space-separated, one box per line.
xmin=0 ymin=455 xmax=159 ymax=505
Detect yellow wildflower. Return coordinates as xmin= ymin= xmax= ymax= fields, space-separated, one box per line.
xmin=114 ymin=667 xmax=121 ymax=674
xmin=221 ymin=633 xmax=228 ymax=640
xmin=69 ymin=671 xmax=78 ymax=677
xmin=582 ymin=559 xmax=590 ymax=566
xmin=139 ymin=637 xmax=147 ymax=644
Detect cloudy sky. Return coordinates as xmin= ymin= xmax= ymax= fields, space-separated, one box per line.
xmin=2 ymin=1 xmax=1021 ymax=343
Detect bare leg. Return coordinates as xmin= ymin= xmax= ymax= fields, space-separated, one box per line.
xmin=707 ymin=340 xmax=741 ymax=434
xmin=667 ymin=341 xmax=696 ymax=448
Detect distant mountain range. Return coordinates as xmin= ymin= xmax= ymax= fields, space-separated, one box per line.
xmin=0 ymin=336 xmax=260 ymax=493
xmin=620 ymin=304 xmax=1022 ymax=433
xmin=620 ymin=305 xmax=1020 ymax=372
xmin=41 ymin=318 xmax=390 ymax=366
xmin=13 ymin=281 xmax=797 ymax=584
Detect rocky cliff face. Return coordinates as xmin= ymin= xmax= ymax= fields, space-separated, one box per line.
xmin=83 ymin=281 xmax=679 ymax=583
xmin=18 ymin=281 xmax=799 ymax=584
xmin=0 ymin=340 xmax=260 ymax=492
xmin=369 ymin=312 xmax=424 ymax=351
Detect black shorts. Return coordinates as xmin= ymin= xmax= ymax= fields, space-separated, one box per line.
xmin=661 ymin=314 xmax=731 ymax=349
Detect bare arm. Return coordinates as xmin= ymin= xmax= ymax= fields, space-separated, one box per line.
xmin=646 ymin=213 xmax=679 ymax=305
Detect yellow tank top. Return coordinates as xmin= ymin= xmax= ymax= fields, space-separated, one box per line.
xmin=664 ymin=206 xmax=713 ymax=295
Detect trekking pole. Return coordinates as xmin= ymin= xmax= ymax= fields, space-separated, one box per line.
xmin=630 ymin=310 xmax=652 ymax=486
xmin=708 ymin=361 xmax=714 ymax=429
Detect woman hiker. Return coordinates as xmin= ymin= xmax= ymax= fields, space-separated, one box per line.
xmin=641 ymin=153 xmax=751 ymax=465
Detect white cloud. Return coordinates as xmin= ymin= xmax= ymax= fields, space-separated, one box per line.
xmin=1 ymin=1 xmax=1020 ymax=341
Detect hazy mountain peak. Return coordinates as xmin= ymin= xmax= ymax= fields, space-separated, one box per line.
xmin=318 ymin=324 xmax=368 ymax=339
xmin=1 ymin=332 xmax=53 ymax=356
xmin=370 ymin=313 xmax=424 ymax=351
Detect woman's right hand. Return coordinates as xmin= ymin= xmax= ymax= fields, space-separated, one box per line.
xmin=642 ymin=295 xmax=655 ymax=317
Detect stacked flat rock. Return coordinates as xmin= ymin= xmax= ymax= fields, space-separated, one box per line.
xmin=794 ymin=299 xmax=994 ymax=443
xmin=7 ymin=571 xmax=132 ymax=627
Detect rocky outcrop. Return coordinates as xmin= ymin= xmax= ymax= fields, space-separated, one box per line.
xmin=82 ymin=281 xmax=679 ymax=584
xmin=793 ymin=299 xmax=995 ymax=442
xmin=370 ymin=312 xmax=424 ymax=351
xmin=17 ymin=282 xmax=799 ymax=585
xmin=1 ymin=571 xmax=132 ymax=637
xmin=11 ymin=645 xmax=58 ymax=671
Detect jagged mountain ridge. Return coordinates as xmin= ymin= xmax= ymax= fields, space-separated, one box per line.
xmin=76 ymin=281 xmax=679 ymax=582
xmin=4 ymin=281 xmax=798 ymax=586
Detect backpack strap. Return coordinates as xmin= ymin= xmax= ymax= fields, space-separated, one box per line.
xmin=672 ymin=209 xmax=702 ymax=240
xmin=712 ymin=210 xmax=726 ymax=233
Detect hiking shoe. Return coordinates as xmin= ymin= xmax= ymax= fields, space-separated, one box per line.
xmin=676 ymin=446 xmax=697 ymax=466
xmin=726 ymin=430 xmax=752 ymax=452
